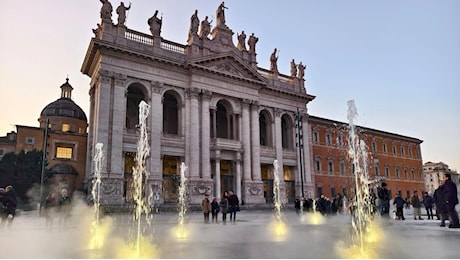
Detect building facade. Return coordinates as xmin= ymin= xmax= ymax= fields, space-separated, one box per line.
xmin=82 ymin=3 xmax=316 ymax=205
xmin=423 ymin=161 xmax=459 ymax=195
xmin=309 ymin=116 xmax=425 ymax=200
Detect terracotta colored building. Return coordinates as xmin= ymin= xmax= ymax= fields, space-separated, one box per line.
xmin=309 ymin=115 xmax=425 ymax=200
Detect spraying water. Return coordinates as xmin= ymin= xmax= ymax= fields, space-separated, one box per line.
xmin=89 ymin=142 xmax=105 ymax=251
xmin=176 ymin=162 xmax=188 ymax=239
xmin=272 ymin=160 xmax=287 ymax=238
xmin=344 ymin=100 xmax=380 ymax=258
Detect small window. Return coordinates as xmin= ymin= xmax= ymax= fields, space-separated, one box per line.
xmin=25 ymin=137 xmax=35 ymax=144
xmin=313 ymin=131 xmax=319 ymax=143
xmin=56 ymin=147 xmax=73 ymax=159
xmin=62 ymin=123 xmax=70 ymax=132
xmin=383 ymin=143 xmax=387 ymax=153
xmin=337 ymin=135 xmax=343 ymax=146
xmin=372 ymin=141 xmax=377 ymax=152
xmin=326 ymin=133 xmax=332 ymax=145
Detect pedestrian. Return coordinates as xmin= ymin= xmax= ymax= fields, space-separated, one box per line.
xmin=44 ymin=192 xmax=58 ymax=231
xmin=411 ymin=191 xmax=423 ymax=220
xmin=200 ymin=194 xmax=211 ymax=223
xmin=443 ymin=173 xmax=460 ymax=228
xmin=377 ymin=182 xmax=390 ymax=218
xmin=228 ymin=190 xmax=239 ymax=222
xmin=295 ymin=198 xmax=301 ymax=215
xmin=211 ymin=197 xmax=220 ymax=223
xmin=433 ymin=181 xmax=448 ymax=227
xmin=422 ymin=191 xmax=434 ymax=220
xmin=58 ymin=188 xmax=72 ymax=228
xmin=0 ymin=185 xmax=17 ymax=228
xmin=220 ymin=191 xmax=229 ymax=223
xmin=393 ymin=194 xmax=407 ymax=220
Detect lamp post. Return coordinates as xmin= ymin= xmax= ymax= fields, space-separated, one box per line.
xmin=39 ymin=118 xmax=50 ymax=215
xmin=294 ymin=107 xmax=305 ymax=198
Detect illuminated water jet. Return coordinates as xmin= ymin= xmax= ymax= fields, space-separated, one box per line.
xmin=271 ymin=160 xmax=287 ymax=240
xmin=175 ymin=162 xmax=188 ymax=240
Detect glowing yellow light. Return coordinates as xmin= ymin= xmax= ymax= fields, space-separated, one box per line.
xmin=88 ymin=219 xmax=112 ymax=250
xmin=174 ymin=225 xmax=189 ymax=240
xmin=116 ymin=236 xmax=157 ymax=259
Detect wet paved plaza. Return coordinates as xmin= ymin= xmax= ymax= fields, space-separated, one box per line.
xmin=1 ymin=207 xmax=460 ymax=259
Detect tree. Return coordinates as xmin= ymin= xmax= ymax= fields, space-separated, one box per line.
xmin=0 ymin=149 xmax=45 ymax=207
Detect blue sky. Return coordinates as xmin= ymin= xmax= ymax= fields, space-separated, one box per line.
xmin=1 ymin=0 xmax=459 ymax=171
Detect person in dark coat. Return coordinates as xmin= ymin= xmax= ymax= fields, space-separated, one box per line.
xmin=0 ymin=186 xmax=17 ymax=228
xmin=422 ymin=191 xmax=435 ymax=220
xmin=220 ymin=191 xmax=229 ymax=223
xmin=377 ymin=182 xmax=391 ymax=218
xmin=211 ymin=197 xmax=220 ymax=223
xmin=227 ymin=190 xmax=239 ymax=222
xmin=443 ymin=173 xmax=460 ymax=228
xmin=294 ymin=198 xmax=301 ymax=215
xmin=411 ymin=190 xmax=423 ymax=220
xmin=433 ymin=182 xmax=448 ymax=227
xmin=393 ymin=194 xmax=407 ymax=220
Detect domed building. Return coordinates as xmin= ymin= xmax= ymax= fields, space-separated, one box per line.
xmin=15 ymin=78 xmax=88 ymax=195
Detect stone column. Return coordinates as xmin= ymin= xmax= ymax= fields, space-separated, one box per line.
xmin=250 ymin=101 xmax=261 ymax=181
xmin=109 ymin=73 xmax=127 ymax=177
xmin=214 ymin=151 xmax=221 ymax=199
xmin=189 ymin=88 xmax=200 ymax=179
xmin=148 ymin=81 xmax=164 ymax=200
xmin=236 ymin=152 xmax=242 ymax=200
xmin=184 ymin=92 xmax=190 ymax=174
xmin=302 ymin=113 xmax=315 ymax=197
xmin=241 ymin=100 xmax=251 ymax=181
xmin=201 ymin=90 xmax=211 ymax=179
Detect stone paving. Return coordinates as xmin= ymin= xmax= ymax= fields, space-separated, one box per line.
xmin=1 ymin=207 xmax=459 ymax=259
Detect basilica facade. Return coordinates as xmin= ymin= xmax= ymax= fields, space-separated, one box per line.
xmin=81 ymin=2 xmax=315 ymax=205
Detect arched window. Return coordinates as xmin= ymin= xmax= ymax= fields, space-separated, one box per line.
xmin=126 ymin=84 xmax=146 ymax=129
xmin=163 ymin=91 xmax=179 ymax=135
xmin=216 ymin=101 xmax=233 ymax=139
xmin=259 ymin=110 xmax=272 ymax=146
xmin=281 ymin=114 xmax=293 ymax=149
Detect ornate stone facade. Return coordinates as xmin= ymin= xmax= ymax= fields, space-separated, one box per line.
xmin=82 ymin=2 xmax=315 ymax=205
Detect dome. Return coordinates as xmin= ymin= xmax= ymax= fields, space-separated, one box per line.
xmin=49 ymin=164 xmax=78 ymax=175
xmin=40 ymin=98 xmax=87 ymax=121
xmin=40 ymin=78 xmax=87 ymax=122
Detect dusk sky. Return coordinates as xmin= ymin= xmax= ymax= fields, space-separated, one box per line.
xmin=1 ymin=1 xmax=459 ymax=171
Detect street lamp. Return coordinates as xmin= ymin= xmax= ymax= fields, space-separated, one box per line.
xmin=294 ymin=107 xmax=305 ymax=198
xmin=39 ymin=118 xmax=50 ymax=215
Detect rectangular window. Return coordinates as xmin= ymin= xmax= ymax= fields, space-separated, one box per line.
xmin=328 ymin=161 xmax=333 ymax=172
xmin=25 ymin=137 xmax=35 ymax=144
xmin=317 ymin=186 xmax=323 ymax=196
xmin=401 ymin=146 xmax=405 ymax=156
xmin=337 ymin=135 xmax=343 ymax=146
xmin=385 ymin=167 xmax=390 ymax=177
xmin=313 ymin=132 xmax=319 ymax=143
xmin=56 ymin=147 xmax=73 ymax=159
xmin=315 ymin=160 xmax=321 ymax=172
xmin=339 ymin=161 xmax=345 ymax=175
xmin=372 ymin=141 xmax=376 ymax=152
xmin=383 ymin=143 xmax=387 ymax=153
xmin=62 ymin=123 xmax=70 ymax=132
xmin=330 ymin=186 xmax=336 ymax=197
xmin=393 ymin=145 xmax=397 ymax=155
xmin=326 ymin=133 xmax=332 ymax=145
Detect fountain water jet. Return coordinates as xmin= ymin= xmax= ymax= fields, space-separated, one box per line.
xmin=174 ymin=162 xmax=189 ymax=239
xmin=340 ymin=100 xmax=381 ymax=258
xmin=271 ymin=160 xmax=287 ymax=239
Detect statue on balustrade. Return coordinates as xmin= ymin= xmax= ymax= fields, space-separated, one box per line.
xmin=298 ymin=62 xmax=306 ymax=79
xmin=189 ymin=10 xmax=199 ymax=38
xmin=116 ymin=2 xmax=131 ymax=26
xmin=200 ymin=16 xmax=212 ymax=39
xmin=248 ymin=33 xmax=258 ymax=54
xmin=237 ymin=31 xmax=247 ymax=51
xmin=148 ymin=10 xmax=162 ymax=37
xmin=100 ymin=0 xmax=113 ymax=23
xmin=216 ymin=2 xmax=227 ymax=27
xmin=290 ymin=59 xmax=297 ymax=78
xmin=270 ymin=48 xmax=279 ymax=73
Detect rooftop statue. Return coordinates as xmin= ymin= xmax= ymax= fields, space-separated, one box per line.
xmin=200 ymin=16 xmax=213 ymax=39
xmin=270 ymin=48 xmax=279 ymax=73
xmin=248 ymin=33 xmax=258 ymax=54
xmin=216 ymin=2 xmax=228 ymax=27
xmin=189 ymin=10 xmax=199 ymax=38
xmin=298 ymin=62 xmax=306 ymax=79
xmin=148 ymin=10 xmax=162 ymax=37
xmin=100 ymin=0 xmax=113 ymax=23
xmin=237 ymin=31 xmax=247 ymax=51
xmin=116 ymin=2 xmax=131 ymax=26
xmin=290 ymin=59 xmax=297 ymax=78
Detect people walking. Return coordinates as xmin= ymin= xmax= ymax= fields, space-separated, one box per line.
xmin=200 ymin=194 xmax=212 ymax=223
xmin=422 ymin=191 xmax=434 ymax=220
xmin=377 ymin=182 xmax=390 ymax=218
xmin=220 ymin=191 xmax=229 ymax=223
xmin=393 ymin=194 xmax=407 ymax=220
xmin=211 ymin=197 xmax=220 ymax=223
xmin=443 ymin=173 xmax=460 ymax=228
xmin=0 ymin=185 xmax=17 ymax=228
xmin=44 ymin=192 xmax=58 ymax=231
xmin=411 ymin=191 xmax=423 ymax=220
xmin=433 ymin=182 xmax=448 ymax=227
xmin=58 ymin=188 xmax=72 ymax=228
xmin=228 ymin=190 xmax=239 ymax=222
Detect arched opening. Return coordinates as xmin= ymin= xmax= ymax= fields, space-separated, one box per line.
xmin=126 ymin=84 xmax=147 ymax=129
xmin=259 ymin=110 xmax=272 ymax=146
xmin=163 ymin=91 xmax=179 ymax=135
xmin=281 ymin=114 xmax=294 ymax=149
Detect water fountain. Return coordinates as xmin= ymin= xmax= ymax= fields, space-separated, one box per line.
xmin=175 ymin=162 xmax=188 ymax=239
xmin=341 ymin=100 xmax=382 ymax=258
xmin=271 ymin=160 xmax=287 ymax=239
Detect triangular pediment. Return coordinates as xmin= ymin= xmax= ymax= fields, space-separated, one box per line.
xmin=187 ymin=53 xmax=266 ymax=85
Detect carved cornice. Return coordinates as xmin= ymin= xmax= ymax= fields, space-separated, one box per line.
xmin=274 ymin=108 xmax=284 ymax=117
xmin=151 ymin=81 xmax=163 ymax=94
